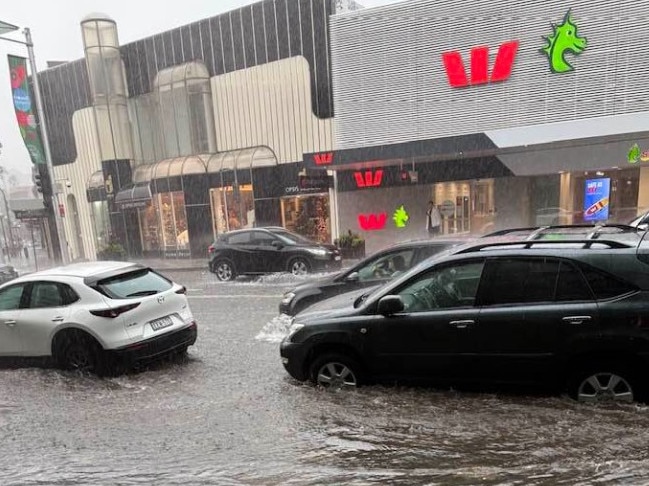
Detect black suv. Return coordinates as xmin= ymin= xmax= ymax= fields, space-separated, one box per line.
xmin=280 ymin=232 xmax=649 ymax=403
xmin=208 ymin=227 xmax=341 ymax=281
xmin=279 ymin=238 xmax=467 ymax=316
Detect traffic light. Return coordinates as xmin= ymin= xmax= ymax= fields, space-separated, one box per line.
xmin=32 ymin=165 xmax=43 ymax=193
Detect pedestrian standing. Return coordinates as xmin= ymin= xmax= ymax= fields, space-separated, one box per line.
xmin=426 ymin=200 xmax=442 ymax=236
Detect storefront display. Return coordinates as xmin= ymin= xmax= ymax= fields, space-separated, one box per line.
xmin=137 ymin=192 xmax=189 ymax=257
xmin=210 ymin=184 xmax=255 ymax=238
xmin=281 ymin=195 xmax=331 ymax=243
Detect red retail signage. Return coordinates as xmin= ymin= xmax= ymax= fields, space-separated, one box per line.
xmin=358 ymin=213 xmax=387 ymax=231
xmin=441 ymin=40 xmax=519 ymax=88
xmin=354 ymin=169 xmax=383 ymax=188
xmin=313 ymin=152 xmax=333 ymax=166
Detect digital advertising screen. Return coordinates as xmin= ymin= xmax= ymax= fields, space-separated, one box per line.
xmin=583 ymin=178 xmax=611 ymax=222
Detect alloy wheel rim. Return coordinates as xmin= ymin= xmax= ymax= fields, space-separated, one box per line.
xmin=292 ymin=261 xmax=307 ymax=275
xmin=317 ymin=362 xmax=357 ymax=390
xmin=577 ymin=372 xmax=634 ymax=403
xmin=68 ymin=346 xmax=91 ymax=370
xmin=217 ymin=263 xmax=232 ymax=280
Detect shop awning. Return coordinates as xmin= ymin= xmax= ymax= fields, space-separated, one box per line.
xmin=206 ymin=146 xmax=277 ymax=172
xmin=114 ymin=183 xmax=152 ymax=209
xmin=130 ymin=147 xmax=279 ymax=184
xmin=86 ymin=170 xmax=106 ymax=202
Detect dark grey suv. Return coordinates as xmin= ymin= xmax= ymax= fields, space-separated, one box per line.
xmin=279 ymin=238 xmax=466 ymax=316
xmin=281 ymin=233 xmax=649 ymax=403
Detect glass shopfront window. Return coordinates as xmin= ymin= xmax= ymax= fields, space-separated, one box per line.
xmin=138 ymin=192 xmax=189 ymax=256
xmin=139 ymin=203 xmax=160 ymax=252
xmin=90 ymin=200 xmax=111 ymax=249
xmin=281 ymin=195 xmax=331 ymax=243
xmin=431 ymin=179 xmax=496 ymax=235
xmin=210 ymin=184 xmax=255 ymax=237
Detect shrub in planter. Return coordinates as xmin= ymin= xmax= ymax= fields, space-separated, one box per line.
xmin=97 ymin=242 xmax=127 ymax=261
xmin=334 ymin=230 xmax=366 ymax=259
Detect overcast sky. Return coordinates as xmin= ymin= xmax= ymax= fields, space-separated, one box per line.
xmin=0 ymin=0 xmax=398 ymax=185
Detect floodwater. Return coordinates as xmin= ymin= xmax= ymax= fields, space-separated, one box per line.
xmin=1 ymin=269 xmax=648 ymax=485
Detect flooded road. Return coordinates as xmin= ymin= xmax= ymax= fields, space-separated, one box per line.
xmin=1 ymin=269 xmax=649 ymax=485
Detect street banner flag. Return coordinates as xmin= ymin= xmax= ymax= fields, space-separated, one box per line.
xmin=0 ymin=20 xmax=18 ymax=36
xmin=7 ymin=55 xmax=45 ymax=164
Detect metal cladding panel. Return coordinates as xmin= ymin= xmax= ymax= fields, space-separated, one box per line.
xmin=330 ymin=0 xmax=649 ymax=150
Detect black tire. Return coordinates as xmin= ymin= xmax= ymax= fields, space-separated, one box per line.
xmin=54 ymin=331 xmax=107 ymax=375
xmin=213 ymin=259 xmax=236 ymax=281
xmin=309 ymin=352 xmax=364 ymax=390
xmin=567 ymin=362 xmax=641 ymax=404
xmin=288 ymin=257 xmax=310 ymax=276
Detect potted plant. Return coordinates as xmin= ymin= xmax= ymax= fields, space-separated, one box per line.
xmin=334 ymin=229 xmax=366 ymax=259
xmin=97 ymin=241 xmax=127 ymax=261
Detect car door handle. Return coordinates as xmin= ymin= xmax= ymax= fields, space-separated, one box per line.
xmin=562 ymin=315 xmax=592 ymax=325
xmin=449 ymin=319 xmax=474 ymax=329
xmin=51 ymin=316 xmax=64 ymax=323
xmin=4 ymin=320 xmax=16 ymax=327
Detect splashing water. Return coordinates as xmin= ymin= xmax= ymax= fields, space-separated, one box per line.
xmin=255 ymin=314 xmax=294 ymax=343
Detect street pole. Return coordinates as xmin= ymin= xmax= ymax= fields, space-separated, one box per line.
xmin=23 ymin=27 xmax=68 ymax=264
xmin=0 ymin=188 xmax=14 ymax=257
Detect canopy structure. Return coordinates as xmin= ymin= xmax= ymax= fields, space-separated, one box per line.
xmin=130 ymin=147 xmax=278 ymax=184
xmin=86 ymin=170 xmax=106 ymax=202
xmin=114 ymin=183 xmax=152 ymax=210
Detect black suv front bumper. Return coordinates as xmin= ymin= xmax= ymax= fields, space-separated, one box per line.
xmin=280 ymin=340 xmax=310 ymax=382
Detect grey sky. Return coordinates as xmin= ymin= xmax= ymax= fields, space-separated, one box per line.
xmin=0 ymin=0 xmax=397 ymax=184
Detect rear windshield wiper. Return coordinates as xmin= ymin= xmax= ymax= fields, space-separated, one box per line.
xmin=125 ymin=290 xmax=160 ymax=297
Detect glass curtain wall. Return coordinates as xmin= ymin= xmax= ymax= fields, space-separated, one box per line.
xmin=151 ymin=62 xmax=216 ymax=160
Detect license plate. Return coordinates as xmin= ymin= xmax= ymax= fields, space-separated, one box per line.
xmin=150 ymin=316 xmax=173 ymax=331
xmin=334 ymin=255 xmax=341 ymax=261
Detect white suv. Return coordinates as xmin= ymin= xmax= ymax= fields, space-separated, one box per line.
xmin=0 ymin=261 xmax=197 ymax=374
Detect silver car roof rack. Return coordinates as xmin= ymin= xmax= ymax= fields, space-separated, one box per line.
xmin=483 ymin=224 xmax=641 ymax=240
xmin=458 ymin=238 xmax=634 ymax=254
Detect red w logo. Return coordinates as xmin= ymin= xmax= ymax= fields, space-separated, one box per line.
xmin=313 ymin=152 xmax=333 ymax=166
xmin=441 ymin=41 xmax=519 ymax=88
xmin=354 ymin=169 xmax=383 ymax=188
xmin=358 ymin=213 xmax=387 ymax=231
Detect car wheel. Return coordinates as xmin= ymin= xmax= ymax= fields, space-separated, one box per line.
xmin=54 ymin=331 xmax=105 ymax=374
xmin=213 ymin=259 xmax=236 ymax=281
xmin=568 ymin=365 xmax=639 ymax=403
xmin=288 ymin=258 xmax=310 ymax=276
xmin=309 ymin=353 xmax=364 ymax=390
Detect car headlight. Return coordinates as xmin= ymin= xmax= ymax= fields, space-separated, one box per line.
xmin=286 ymin=323 xmax=305 ymax=342
xmin=307 ymin=248 xmax=328 ymax=257
xmin=281 ymin=292 xmax=296 ymax=306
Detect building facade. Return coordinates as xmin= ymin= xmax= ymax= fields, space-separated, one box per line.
xmin=308 ymin=0 xmax=649 ymax=254
xmin=39 ymin=0 xmax=337 ymax=260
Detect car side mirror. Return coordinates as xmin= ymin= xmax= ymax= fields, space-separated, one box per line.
xmin=377 ymin=295 xmax=405 ymax=316
xmin=345 ymin=271 xmax=360 ymax=282
xmin=271 ymin=240 xmax=283 ymax=249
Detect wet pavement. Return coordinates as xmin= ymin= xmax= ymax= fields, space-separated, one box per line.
xmin=1 ymin=269 xmax=649 ymax=485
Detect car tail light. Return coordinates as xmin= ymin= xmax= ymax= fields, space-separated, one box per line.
xmin=208 ymin=245 xmax=215 ymax=254
xmin=90 ymin=302 xmax=140 ymax=318
xmin=175 ymin=286 xmax=187 ymax=294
